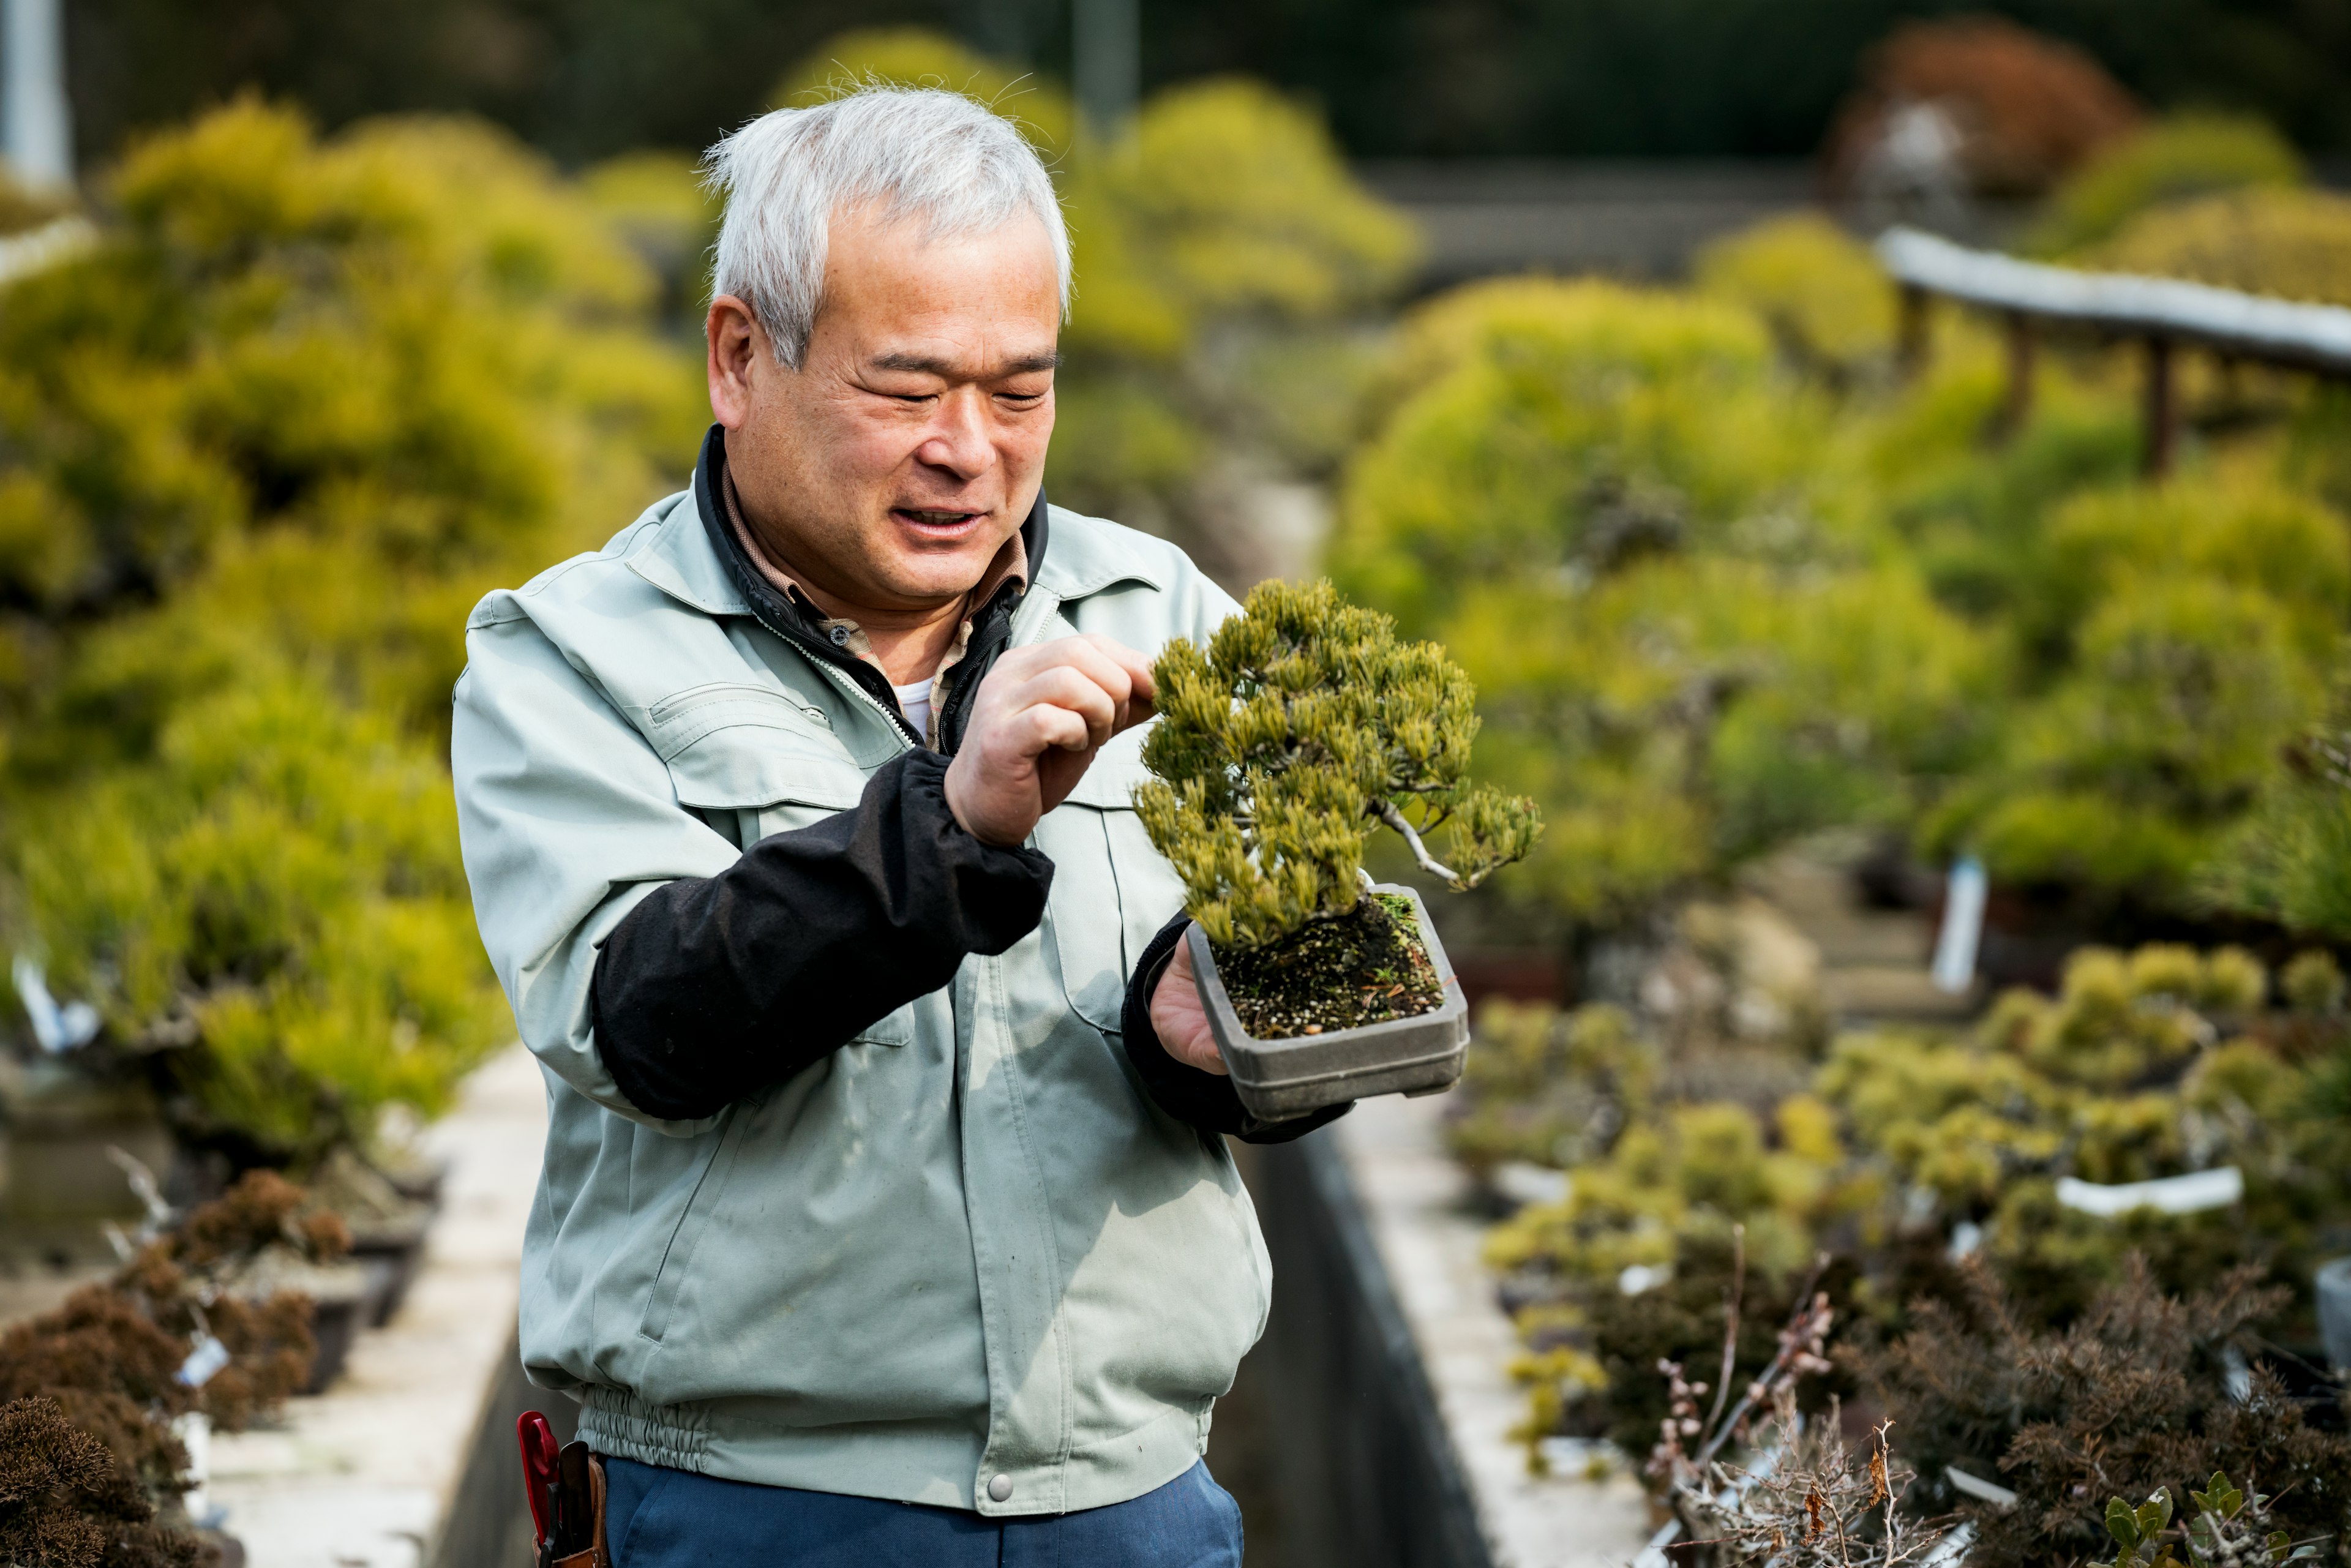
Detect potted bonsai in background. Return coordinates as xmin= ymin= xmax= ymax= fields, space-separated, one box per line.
xmin=1138 ymin=579 xmax=1542 ymax=1116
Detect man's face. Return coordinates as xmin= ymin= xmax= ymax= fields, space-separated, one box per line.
xmin=708 ymin=203 xmax=1061 ymax=613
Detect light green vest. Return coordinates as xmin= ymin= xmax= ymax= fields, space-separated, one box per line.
xmin=450 ymin=485 xmax=1264 ymax=1516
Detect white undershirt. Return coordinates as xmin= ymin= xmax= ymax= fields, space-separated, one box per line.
xmin=894 ymin=677 xmax=935 ymax=741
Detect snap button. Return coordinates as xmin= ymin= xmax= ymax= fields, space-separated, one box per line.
xmin=987 ymin=1474 xmax=1013 ymax=1502
xmin=828 ymin=626 xmax=851 ymax=647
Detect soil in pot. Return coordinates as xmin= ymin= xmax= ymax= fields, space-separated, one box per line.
xmin=1212 ymin=892 xmax=1444 ymax=1040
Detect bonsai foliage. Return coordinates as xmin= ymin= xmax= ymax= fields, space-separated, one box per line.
xmin=1333 ymin=192 xmax=2351 ymax=936
xmin=1136 ymin=578 xmax=1541 ymax=950
xmin=2208 ymin=693 xmax=2351 ymax=942
xmin=2033 ymin=112 xmax=2305 ymax=256
xmin=0 ymin=99 xmax=706 ymax=1162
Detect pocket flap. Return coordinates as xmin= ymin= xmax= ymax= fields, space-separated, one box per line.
xmin=850 ymin=1005 xmax=916 ymax=1048
xmin=666 ymin=737 xmax=871 ymax=811
xmin=647 ymin=685 xmax=872 ymax=811
xmin=1059 ymin=760 xmax=1154 ymax=811
xmin=1054 ymin=723 xmax=1158 ymax=812
xmin=641 ymin=682 xmax=836 ymax=759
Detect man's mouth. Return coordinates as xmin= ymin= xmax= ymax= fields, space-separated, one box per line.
xmin=892 ymin=508 xmax=986 ymax=536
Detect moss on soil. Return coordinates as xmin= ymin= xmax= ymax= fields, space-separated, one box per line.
xmin=1212 ymin=892 xmax=1444 ymax=1040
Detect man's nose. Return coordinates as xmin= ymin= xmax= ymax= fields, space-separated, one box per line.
xmin=912 ymin=388 xmax=996 ymax=480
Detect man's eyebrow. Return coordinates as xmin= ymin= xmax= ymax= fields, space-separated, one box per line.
xmin=868 ymin=350 xmax=1064 ymax=377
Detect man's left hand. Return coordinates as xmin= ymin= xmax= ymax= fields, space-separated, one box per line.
xmin=1149 ymin=939 xmax=1227 ymax=1076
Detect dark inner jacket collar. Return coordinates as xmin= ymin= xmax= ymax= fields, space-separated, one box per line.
xmin=691 ymin=423 xmax=1049 ymax=643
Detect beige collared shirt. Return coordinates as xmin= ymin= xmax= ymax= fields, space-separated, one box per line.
xmin=722 ymin=474 xmax=1028 ymax=747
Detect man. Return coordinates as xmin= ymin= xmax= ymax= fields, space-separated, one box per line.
xmin=451 ymin=86 xmax=1343 ymax=1566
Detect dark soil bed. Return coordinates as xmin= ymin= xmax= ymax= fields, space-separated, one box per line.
xmin=1211 ymin=893 xmax=1444 ymax=1040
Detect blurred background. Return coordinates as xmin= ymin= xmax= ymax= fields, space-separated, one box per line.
xmin=4 ymin=3 xmax=2351 ymax=1566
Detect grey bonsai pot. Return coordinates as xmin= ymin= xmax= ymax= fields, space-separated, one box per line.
xmin=1186 ymin=883 xmax=1469 ymax=1121
xmin=2318 ymin=1256 xmax=2351 ymax=1373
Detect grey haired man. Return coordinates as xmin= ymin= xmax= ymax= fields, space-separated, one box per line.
xmin=451 ymin=84 xmax=1345 ymax=1566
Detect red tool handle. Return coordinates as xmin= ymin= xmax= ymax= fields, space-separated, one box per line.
xmin=517 ymin=1411 xmax=560 ymax=1548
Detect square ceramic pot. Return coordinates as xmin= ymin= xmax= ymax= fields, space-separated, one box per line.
xmin=1186 ymin=883 xmax=1469 ymax=1121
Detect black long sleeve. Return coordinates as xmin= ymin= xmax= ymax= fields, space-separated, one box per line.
xmin=593 ymin=749 xmax=1053 ymax=1120
xmin=1120 ymin=913 xmax=1352 ymax=1144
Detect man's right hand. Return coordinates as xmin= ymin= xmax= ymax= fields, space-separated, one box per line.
xmin=944 ymin=634 xmax=1157 ymax=847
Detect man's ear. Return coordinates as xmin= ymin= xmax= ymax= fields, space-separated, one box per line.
xmin=706 ymin=294 xmax=769 ymax=429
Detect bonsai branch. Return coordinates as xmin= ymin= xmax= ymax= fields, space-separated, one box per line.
xmin=1374 ymin=800 xmax=1460 ymax=882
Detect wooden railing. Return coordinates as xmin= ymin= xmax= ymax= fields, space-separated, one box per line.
xmin=1875 ymin=225 xmax=2351 ymax=476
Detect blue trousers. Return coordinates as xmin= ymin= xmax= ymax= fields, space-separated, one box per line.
xmin=602 ymin=1457 xmax=1245 ymax=1567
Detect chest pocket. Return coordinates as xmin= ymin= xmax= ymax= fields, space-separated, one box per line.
xmin=1030 ymin=728 xmax=1190 ymax=1032
xmin=641 ymin=681 xmax=915 ymax=1049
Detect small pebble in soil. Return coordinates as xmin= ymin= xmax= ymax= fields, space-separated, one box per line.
xmin=1211 ymin=893 xmax=1445 ymax=1040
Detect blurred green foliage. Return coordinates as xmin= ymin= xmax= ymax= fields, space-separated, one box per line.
xmin=1470 ymin=936 xmax=2351 ymax=1459
xmin=2094 ymin=187 xmax=2351 ymax=309
xmin=0 ymin=99 xmax=703 ymax=1163
xmin=1335 ymin=184 xmax=2351 ymax=928
xmin=2207 ymin=692 xmax=2351 ymax=945
xmin=2032 ymin=113 xmax=2304 ymax=257
xmin=1330 ymin=269 xmax=1995 ymax=926
xmin=1695 ymin=213 xmax=1896 ymax=386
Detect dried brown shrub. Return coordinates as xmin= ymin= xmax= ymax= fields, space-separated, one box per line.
xmin=1859 ymin=1256 xmax=2351 ymax=1565
xmin=1826 ymin=17 xmax=2142 ymax=198
xmin=0 ymin=1397 xmax=210 ymax=1568
xmin=170 ymin=1171 xmax=347 ymax=1271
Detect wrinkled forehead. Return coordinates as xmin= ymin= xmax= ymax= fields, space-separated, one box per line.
xmin=815 ymin=204 xmax=1064 ymax=356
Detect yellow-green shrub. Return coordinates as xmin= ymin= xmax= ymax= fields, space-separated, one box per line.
xmin=2033 ymin=113 xmax=2304 ymax=256
xmin=1333 ymin=277 xmax=1993 ymax=922
xmin=0 ymin=99 xmax=701 ymax=1160
xmin=1695 ymin=213 xmax=1894 ymax=382
xmin=2093 ymin=185 xmax=2351 ymax=307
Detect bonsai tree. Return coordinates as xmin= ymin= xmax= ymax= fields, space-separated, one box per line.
xmin=1136 ymin=577 xmax=1542 ymax=954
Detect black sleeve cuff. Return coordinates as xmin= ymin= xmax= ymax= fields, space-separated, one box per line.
xmin=1120 ymin=912 xmax=1352 ymax=1144
xmin=594 ymin=749 xmax=1054 ymax=1121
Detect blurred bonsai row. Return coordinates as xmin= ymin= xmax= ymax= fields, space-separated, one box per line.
xmin=1458 ymin=937 xmax=2351 ymax=1560
xmin=1327 ymin=104 xmax=2351 ymax=962
xmin=0 ymin=99 xmax=703 ymax=1206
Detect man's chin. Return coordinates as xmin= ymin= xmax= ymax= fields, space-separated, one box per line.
xmin=866 ymin=549 xmax=1000 ymax=607
xmin=868 ymin=525 xmax=1016 ymax=604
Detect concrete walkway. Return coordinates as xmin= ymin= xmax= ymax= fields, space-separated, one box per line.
xmin=1334 ymin=1093 xmax=1653 ymax=1567
xmin=209 ymin=1046 xmax=544 ymax=1568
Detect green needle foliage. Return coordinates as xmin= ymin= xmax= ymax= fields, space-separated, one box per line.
xmin=0 ymin=99 xmax=702 ymax=1164
xmin=1136 ymin=578 xmax=1541 ymax=950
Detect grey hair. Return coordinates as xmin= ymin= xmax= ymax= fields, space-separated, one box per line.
xmin=702 ymin=86 xmax=1071 ymax=369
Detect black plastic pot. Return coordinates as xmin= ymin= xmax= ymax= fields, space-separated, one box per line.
xmin=347 ymin=1217 xmax=431 ymax=1328
xmin=237 ymin=1260 xmax=386 ymax=1395
xmin=301 ymin=1285 xmax=370 ymax=1395
xmin=2317 ymin=1256 xmax=2351 ymax=1373
xmin=1188 ymin=883 xmax=1469 ymax=1120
